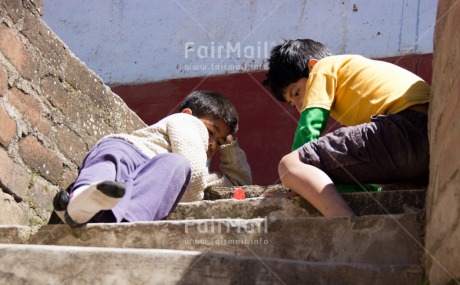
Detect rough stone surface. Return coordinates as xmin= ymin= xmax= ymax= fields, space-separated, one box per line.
xmin=58 ymin=167 xmax=78 ymax=190
xmin=0 ymin=23 xmax=37 ymax=80
xmin=196 ymin=188 xmax=425 ymax=219
xmin=0 ymin=244 xmax=422 ymax=285
xmin=19 ymin=214 xmax=421 ymax=265
xmin=0 ymin=104 xmax=16 ymax=148
xmin=8 ymin=87 xmax=52 ymax=137
xmin=28 ymin=177 xmax=58 ymax=222
xmin=204 ymin=185 xmax=270 ymax=199
xmin=0 ymin=0 xmax=25 ymax=24
xmin=18 ymin=135 xmax=63 ymax=185
xmin=169 ymin=197 xmax=319 ymax=220
xmin=0 ymin=191 xmax=30 ymax=225
xmin=0 ymin=65 xmax=6 ymax=97
xmin=0 ymin=148 xmax=31 ymax=200
xmin=0 ymin=0 xmax=145 ymax=225
xmin=0 ymin=224 xmax=31 ymax=242
xmin=0 ymin=176 xmax=427 ymax=282
xmin=55 ymin=125 xmax=88 ymax=165
xmin=425 ymin=1 xmax=460 ymax=284
xmin=30 ymin=0 xmax=43 ymax=16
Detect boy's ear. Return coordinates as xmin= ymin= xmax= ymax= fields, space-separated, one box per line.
xmin=308 ymin=59 xmax=319 ymax=71
xmin=181 ymin=108 xmax=193 ymax=115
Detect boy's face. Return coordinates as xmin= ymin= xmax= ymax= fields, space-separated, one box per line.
xmin=199 ymin=116 xmax=231 ymax=158
xmin=282 ymin=77 xmax=308 ymax=112
xmin=281 ymin=59 xmax=318 ymax=112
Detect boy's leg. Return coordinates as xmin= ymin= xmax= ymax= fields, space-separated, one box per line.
xmin=279 ymin=151 xmax=356 ymax=217
xmin=53 ymin=138 xmax=149 ymax=226
xmin=111 ymin=153 xmax=191 ymax=222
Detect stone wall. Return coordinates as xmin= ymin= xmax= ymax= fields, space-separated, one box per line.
xmin=425 ymin=0 xmax=460 ymax=284
xmin=0 ymin=0 xmax=146 ymax=226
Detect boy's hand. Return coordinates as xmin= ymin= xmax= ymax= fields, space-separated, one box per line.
xmin=225 ymin=134 xmax=234 ymax=144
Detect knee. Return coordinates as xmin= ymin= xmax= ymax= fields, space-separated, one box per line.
xmin=278 ymin=151 xmax=300 ymax=185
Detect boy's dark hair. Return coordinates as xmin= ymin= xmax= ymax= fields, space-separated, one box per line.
xmin=180 ymin=90 xmax=239 ymax=133
xmin=263 ymin=39 xmax=333 ymax=101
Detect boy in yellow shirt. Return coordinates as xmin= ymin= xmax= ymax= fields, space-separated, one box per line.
xmin=263 ymin=39 xmax=430 ymax=217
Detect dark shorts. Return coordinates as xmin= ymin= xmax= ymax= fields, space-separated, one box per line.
xmin=298 ymin=109 xmax=429 ymax=185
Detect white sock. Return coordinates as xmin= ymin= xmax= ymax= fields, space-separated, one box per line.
xmin=66 ymin=180 xmax=126 ymax=225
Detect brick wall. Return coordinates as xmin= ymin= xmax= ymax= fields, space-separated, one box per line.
xmin=0 ymin=0 xmax=146 ymax=225
xmin=425 ymin=0 xmax=460 ymax=284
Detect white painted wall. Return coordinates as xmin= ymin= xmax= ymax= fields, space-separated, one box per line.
xmin=43 ymin=0 xmax=437 ymax=85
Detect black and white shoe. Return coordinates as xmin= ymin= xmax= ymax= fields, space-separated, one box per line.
xmin=64 ymin=181 xmax=126 ymax=228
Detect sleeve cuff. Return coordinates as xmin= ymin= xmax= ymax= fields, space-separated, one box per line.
xmin=219 ymin=137 xmax=238 ymax=150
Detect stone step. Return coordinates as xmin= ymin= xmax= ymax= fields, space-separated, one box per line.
xmin=205 ymin=184 xmax=426 ymax=200
xmin=0 ymin=213 xmax=423 ymax=265
xmin=168 ymin=189 xmax=426 ymax=220
xmin=0 ymin=244 xmax=422 ymax=285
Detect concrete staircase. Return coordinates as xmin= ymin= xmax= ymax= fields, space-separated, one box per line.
xmin=0 ymin=186 xmax=426 ymax=284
